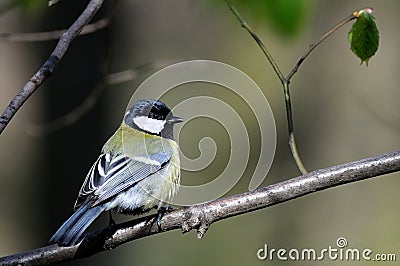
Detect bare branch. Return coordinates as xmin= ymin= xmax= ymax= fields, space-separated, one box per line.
xmin=0 ymin=0 xmax=120 ymax=42
xmin=0 ymin=0 xmax=105 ymax=135
xmin=226 ymin=3 xmax=366 ymax=175
xmin=225 ymin=0 xmax=307 ymax=173
xmin=1 ymin=150 xmax=399 ymax=265
xmin=225 ymin=0 xmax=285 ymax=84
xmin=25 ymin=60 xmax=178 ymax=136
xmin=0 ymin=18 xmax=108 ymax=42
xmin=286 ymin=13 xmax=357 ymax=81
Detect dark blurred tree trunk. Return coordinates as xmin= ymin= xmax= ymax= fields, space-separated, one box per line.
xmin=34 ymin=0 xmax=109 ymax=247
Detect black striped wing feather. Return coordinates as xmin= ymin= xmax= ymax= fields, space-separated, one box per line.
xmin=73 ymin=148 xmax=172 ymax=210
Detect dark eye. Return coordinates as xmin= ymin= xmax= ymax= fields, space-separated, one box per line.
xmin=149 ymin=101 xmax=171 ymax=120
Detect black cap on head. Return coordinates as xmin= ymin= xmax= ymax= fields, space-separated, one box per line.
xmin=124 ymin=99 xmax=182 ymax=139
xmin=131 ymin=99 xmax=172 ymax=121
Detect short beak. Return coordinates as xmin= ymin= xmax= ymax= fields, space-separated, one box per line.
xmin=168 ymin=116 xmax=184 ymax=124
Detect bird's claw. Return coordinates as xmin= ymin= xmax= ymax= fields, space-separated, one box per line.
xmin=156 ymin=206 xmax=174 ymax=231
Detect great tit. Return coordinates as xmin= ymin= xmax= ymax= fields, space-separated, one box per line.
xmin=49 ymin=99 xmax=183 ymax=246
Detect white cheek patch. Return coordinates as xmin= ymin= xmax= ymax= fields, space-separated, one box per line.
xmin=133 ymin=116 xmax=166 ymax=134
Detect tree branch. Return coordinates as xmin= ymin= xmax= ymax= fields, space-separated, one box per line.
xmin=25 ymin=60 xmax=178 ymax=136
xmin=0 ymin=17 xmax=108 ymax=42
xmin=1 ymin=150 xmax=399 ymax=265
xmin=0 ymin=0 xmax=105 ymax=135
xmin=286 ymin=13 xmax=357 ymax=81
xmin=225 ymin=0 xmax=285 ymax=84
xmin=0 ymin=0 xmax=120 ymax=42
xmin=226 ymin=2 xmax=368 ymax=175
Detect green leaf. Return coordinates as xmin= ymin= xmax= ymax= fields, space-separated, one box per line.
xmin=348 ymin=9 xmax=379 ymax=65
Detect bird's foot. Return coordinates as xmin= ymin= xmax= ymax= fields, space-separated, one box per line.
xmin=156 ymin=206 xmax=174 ymax=231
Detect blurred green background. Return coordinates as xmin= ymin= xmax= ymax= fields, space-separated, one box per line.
xmin=0 ymin=0 xmax=399 ymax=265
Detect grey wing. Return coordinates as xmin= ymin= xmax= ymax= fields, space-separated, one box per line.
xmin=73 ymin=148 xmax=172 ymax=210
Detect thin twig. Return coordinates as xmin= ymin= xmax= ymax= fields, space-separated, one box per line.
xmin=0 ymin=0 xmax=120 ymax=42
xmin=225 ymin=0 xmax=285 ymax=84
xmin=284 ymin=12 xmax=357 ymax=174
xmin=226 ymin=2 xmax=361 ymax=174
xmin=105 ymin=60 xmax=178 ymax=85
xmin=289 ymin=132 xmax=308 ymax=174
xmin=283 ymin=81 xmax=307 ymax=174
xmin=0 ymin=18 xmax=108 ymax=42
xmin=25 ymin=61 xmax=178 ymax=136
xmin=0 ymin=18 xmax=110 ymax=42
xmin=286 ymin=13 xmax=357 ymax=81
xmin=226 ymin=0 xmax=307 ymax=172
xmin=1 ymin=150 xmax=399 ymax=265
xmin=25 ymin=83 xmax=104 ymax=136
xmin=0 ymin=0 xmax=105 ymax=135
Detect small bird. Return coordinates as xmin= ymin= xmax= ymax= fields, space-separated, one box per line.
xmin=50 ymin=99 xmax=183 ymax=246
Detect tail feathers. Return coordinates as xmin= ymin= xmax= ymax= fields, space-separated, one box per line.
xmin=50 ymin=202 xmax=106 ymax=246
